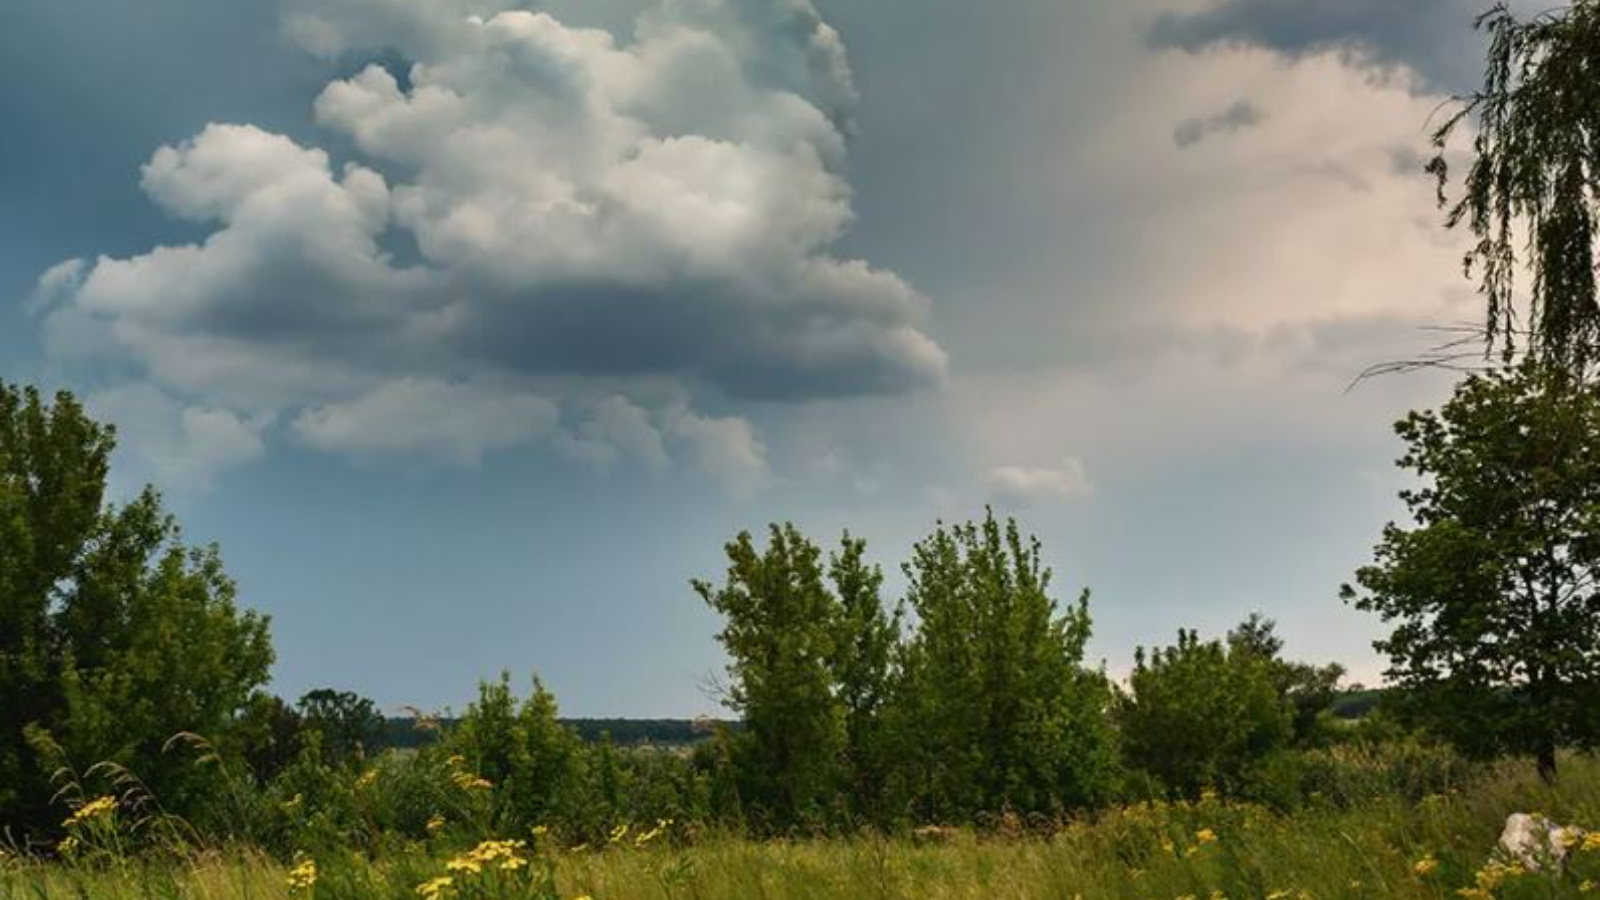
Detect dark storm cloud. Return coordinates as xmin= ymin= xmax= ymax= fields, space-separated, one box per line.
xmin=1147 ymin=0 xmax=1497 ymax=93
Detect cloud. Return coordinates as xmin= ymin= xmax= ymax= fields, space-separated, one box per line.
xmin=983 ymin=460 xmax=1093 ymax=507
xmin=37 ymin=0 xmax=944 ymax=488
xmin=292 ymin=379 xmax=560 ymax=464
xmin=665 ymin=406 xmax=769 ymax=496
xmin=87 ymin=385 xmax=267 ymax=493
xmin=1146 ymin=0 xmax=1507 ymax=94
xmin=1173 ymin=99 xmax=1263 ymax=148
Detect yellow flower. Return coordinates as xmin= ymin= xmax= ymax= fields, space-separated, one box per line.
xmin=426 ymin=813 xmax=446 ymax=833
xmin=63 ymin=796 xmax=117 ymax=827
xmin=355 ymin=769 xmax=379 ymax=790
xmin=287 ymin=856 xmax=318 ymax=893
xmin=532 ymin=825 xmax=550 ymax=838
xmin=416 ymin=876 xmax=454 ymax=899
xmin=1195 ymin=828 xmax=1218 ymax=844
xmin=1414 ymin=856 xmax=1439 ymax=877
xmin=608 ymin=823 xmax=631 ymax=844
xmin=1580 ymin=880 xmax=1596 ymax=893
xmin=1456 ymin=889 xmax=1492 ymax=900
xmin=1584 ymin=832 xmax=1600 ymax=853
xmin=58 ymin=836 xmax=79 ymax=856
xmin=451 ymin=771 xmax=493 ymax=791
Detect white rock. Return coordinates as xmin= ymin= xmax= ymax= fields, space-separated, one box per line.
xmin=1499 ymin=813 xmax=1584 ymax=872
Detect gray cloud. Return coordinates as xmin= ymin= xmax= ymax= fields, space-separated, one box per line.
xmin=1173 ymin=99 xmax=1264 ymax=148
xmin=36 ymin=0 xmax=945 ymax=483
xmin=1147 ymin=0 xmax=1501 ymax=94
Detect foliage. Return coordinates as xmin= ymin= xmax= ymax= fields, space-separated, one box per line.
xmin=1430 ymin=1 xmax=1600 ymax=371
xmin=890 ymin=509 xmax=1121 ymax=821
xmin=1120 ymin=629 xmax=1292 ymax=797
xmin=14 ymin=752 xmax=1600 ymax=900
xmin=0 ymin=380 xmax=273 ymax=836
xmin=1227 ymin=614 xmax=1347 ymax=746
xmin=1344 ymin=362 xmax=1600 ymax=778
xmin=693 ymin=525 xmax=848 ymax=831
xmin=298 ymin=689 xmax=385 ymax=767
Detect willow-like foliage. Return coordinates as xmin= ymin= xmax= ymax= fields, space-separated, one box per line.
xmin=1431 ymin=2 xmax=1600 ymax=373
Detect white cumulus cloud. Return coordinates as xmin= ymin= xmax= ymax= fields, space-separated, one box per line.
xmin=983 ymin=459 xmax=1094 ymax=507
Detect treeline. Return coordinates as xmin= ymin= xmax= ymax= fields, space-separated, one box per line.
xmin=382 ymin=718 xmax=728 ymax=750
xmin=5 ymin=370 xmax=1596 ymax=846
xmin=0 ymin=380 xmax=1409 ymax=845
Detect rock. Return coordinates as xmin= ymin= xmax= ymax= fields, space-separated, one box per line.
xmin=1498 ymin=812 xmax=1584 ymax=872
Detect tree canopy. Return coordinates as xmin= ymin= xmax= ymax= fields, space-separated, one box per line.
xmin=1344 ymin=362 xmax=1600 ymax=778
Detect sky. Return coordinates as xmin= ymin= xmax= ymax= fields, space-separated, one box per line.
xmin=0 ymin=0 xmax=1528 ymax=716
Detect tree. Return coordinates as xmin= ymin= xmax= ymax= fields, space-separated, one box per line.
xmin=0 ymin=381 xmax=273 ymax=832
xmin=1227 ymin=614 xmax=1346 ymax=745
xmin=1343 ymin=362 xmax=1600 ymax=779
xmin=889 ymin=510 xmax=1119 ymax=820
xmin=1119 ymin=629 xmax=1291 ymax=797
xmin=450 ymin=673 xmax=586 ymax=829
xmin=693 ymin=525 xmax=845 ymax=830
xmin=297 ymin=688 xmax=385 ymax=766
xmin=826 ymin=533 xmax=898 ymax=822
xmin=1430 ymin=1 xmax=1600 ymax=372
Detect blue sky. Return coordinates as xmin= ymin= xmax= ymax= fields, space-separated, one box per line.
xmin=1 ymin=0 xmax=1514 ymax=715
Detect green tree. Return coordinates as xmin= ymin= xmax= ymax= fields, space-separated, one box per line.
xmin=1343 ymin=362 xmax=1600 ymax=779
xmin=827 ymin=533 xmax=898 ymax=822
xmin=450 ymin=673 xmax=586 ymax=830
xmin=1430 ymin=1 xmax=1600 ymax=371
xmin=890 ymin=510 xmax=1119 ymax=820
xmin=694 ymin=524 xmax=845 ymax=831
xmin=297 ymin=688 xmax=385 ymax=766
xmin=1227 ymin=614 xmax=1346 ymax=745
xmin=1120 ymin=629 xmax=1291 ymax=797
xmin=0 ymin=381 xmax=272 ymax=831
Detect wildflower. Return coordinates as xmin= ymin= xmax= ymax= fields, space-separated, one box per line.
xmin=532 ymin=825 xmax=550 ymax=838
xmin=608 ymin=823 xmax=630 ymax=844
xmin=635 ymin=818 xmax=671 ymax=847
xmin=451 ymin=771 xmax=493 ymax=791
xmin=1266 ymin=890 xmax=1290 ymax=900
xmin=445 ymin=857 xmax=482 ymax=875
xmin=1456 ymin=889 xmax=1492 ymax=900
xmin=1581 ymin=880 xmax=1596 ymax=893
xmin=58 ymin=836 xmax=79 ymax=856
xmin=569 ymin=843 xmax=590 ymax=853
xmin=63 ymin=795 xmax=117 ymax=827
xmin=355 ymin=768 xmax=379 ymax=790
xmin=416 ymin=876 xmax=454 ymax=899
xmin=1584 ymin=832 xmax=1600 ymax=853
xmin=1195 ymin=828 xmax=1218 ymax=844
xmin=287 ymin=856 xmax=318 ymax=894
xmin=1414 ymin=856 xmax=1440 ymax=877
xmin=426 ymin=813 xmax=446 ymax=834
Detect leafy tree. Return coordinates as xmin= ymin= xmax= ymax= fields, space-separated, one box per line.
xmin=450 ymin=673 xmax=586 ymax=830
xmin=1430 ymin=1 xmax=1600 ymax=371
xmin=889 ymin=510 xmax=1119 ymax=820
xmin=1343 ymin=362 xmax=1600 ymax=779
xmin=694 ymin=525 xmax=845 ymax=830
xmin=826 ymin=533 xmax=898 ymax=822
xmin=1120 ymin=629 xmax=1291 ymax=797
xmin=1227 ymin=614 xmax=1346 ymax=745
xmin=297 ymin=688 xmax=385 ymax=766
xmin=0 ymin=381 xmax=273 ymax=832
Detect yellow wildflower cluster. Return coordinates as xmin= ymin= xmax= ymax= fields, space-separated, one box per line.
xmin=444 ymin=838 xmax=529 ymax=876
xmin=607 ymin=823 xmax=630 ymax=844
xmin=63 ymin=795 xmax=116 ymax=828
xmin=1195 ymin=828 xmax=1218 ymax=844
xmin=634 ymin=818 xmax=674 ymax=848
xmin=1585 ymin=832 xmax=1600 ymax=853
xmin=1455 ymin=859 xmax=1526 ymax=899
xmin=416 ymin=875 xmax=454 ymax=899
xmin=1414 ymin=856 xmax=1440 ymax=877
xmin=355 ymin=768 xmax=379 ymax=790
xmin=286 ymin=856 xmax=318 ymax=894
xmin=426 ymin=813 xmax=447 ymax=834
xmin=445 ymin=754 xmax=494 ymax=792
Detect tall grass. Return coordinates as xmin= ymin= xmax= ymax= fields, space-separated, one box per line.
xmin=6 ymin=755 xmax=1600 ymax=900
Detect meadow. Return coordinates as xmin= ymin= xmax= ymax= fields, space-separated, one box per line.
xmin=7 ymin=750 xmax=1600 ymax=900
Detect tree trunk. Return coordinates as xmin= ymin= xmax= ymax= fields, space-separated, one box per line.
xmin=1536 ymin=740 xmax=1558 ymax=783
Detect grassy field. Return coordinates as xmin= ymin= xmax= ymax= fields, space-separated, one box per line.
xmin=7 ymin=754 xmax=1600 ymax=900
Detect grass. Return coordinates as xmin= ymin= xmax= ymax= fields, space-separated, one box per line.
xmin=7 ymin=755 xmax=1600 ymax=900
